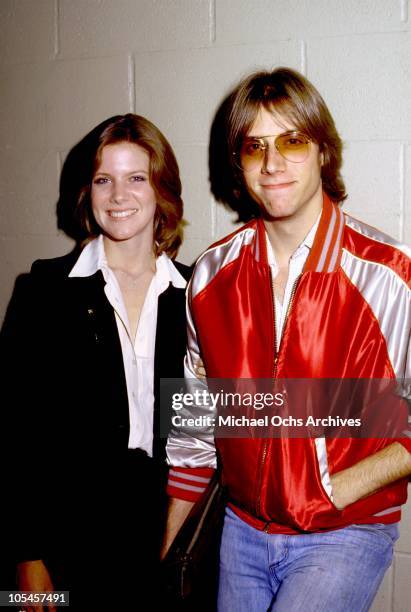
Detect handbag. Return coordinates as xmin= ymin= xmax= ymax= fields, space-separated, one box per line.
xmin=161 ymin=471 xmax=226 ymax=610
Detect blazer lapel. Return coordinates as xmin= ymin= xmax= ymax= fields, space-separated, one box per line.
xmin=153 ymin=283 xmax=188 ymax=459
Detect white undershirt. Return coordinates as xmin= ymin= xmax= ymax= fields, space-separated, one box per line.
xmin=69 ymin=235 xmax=187 ymax=456
xmin=265 ymin=214 xmax=321 ymax=349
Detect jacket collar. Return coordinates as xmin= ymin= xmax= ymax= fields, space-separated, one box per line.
xmin=254 ymin=192 xmax=345 ymax=273
xmin=305 ymin=192 xmax=345 ymax=272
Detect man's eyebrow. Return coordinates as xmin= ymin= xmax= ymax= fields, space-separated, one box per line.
xmin=245 ymin=130 xmax=299 ymax=139
xmin=243 ymin=134 xmax=268 ymax=139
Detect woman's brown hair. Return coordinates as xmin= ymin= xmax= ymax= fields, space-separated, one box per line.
xmin=76 ymin=113 xmax=185 ymax=258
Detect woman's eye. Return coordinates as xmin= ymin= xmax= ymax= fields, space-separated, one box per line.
xmin=131 ymin=175 xmax=146 ymax=182
xmin=93 ymin=177 xmax=109 ymax=185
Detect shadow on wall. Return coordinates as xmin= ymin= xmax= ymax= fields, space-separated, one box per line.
xmin=208 ymin=89 xmax=260 ymax=224
xmin=56 ymin=120 xmax=112 ymax=245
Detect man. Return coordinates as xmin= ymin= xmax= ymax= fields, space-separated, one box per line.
xmin=163 ymin=68 xmax=411 ymax=611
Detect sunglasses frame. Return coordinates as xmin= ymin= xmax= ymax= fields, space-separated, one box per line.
xmin=233 ymin=130 xmax=313 ymax=171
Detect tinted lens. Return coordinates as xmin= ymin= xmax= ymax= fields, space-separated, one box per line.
xmin=237 ymin=132 xmax=311 ymax=170
xmin=276 ymin=132 xmax=310 ymax=162
xmin=238 ymin=139 xmax=265 ymax=171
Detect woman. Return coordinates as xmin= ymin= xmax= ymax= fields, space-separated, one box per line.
xmin=2 ymin=114 xmax=190 ymax=608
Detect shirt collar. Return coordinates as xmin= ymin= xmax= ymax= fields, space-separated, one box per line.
xmin=265 ymin=210 xmax=322 ymax=266
xmin=68 ymin=235 xmax=107 ymax=278
xmin=155 ymin=252 xmax=187 ymax=290
xmin=68 ymin=235 xmax=187 ymax=289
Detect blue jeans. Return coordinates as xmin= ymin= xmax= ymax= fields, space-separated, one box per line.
xmin=218 ymin=507 xmax=398 ymax=612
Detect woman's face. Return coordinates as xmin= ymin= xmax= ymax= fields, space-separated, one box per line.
xmin=91 ymin=142 xmax=157 ymax=246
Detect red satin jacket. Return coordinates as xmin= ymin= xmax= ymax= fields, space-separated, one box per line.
xmin=167 ymin=195 xmax=411 ymax=533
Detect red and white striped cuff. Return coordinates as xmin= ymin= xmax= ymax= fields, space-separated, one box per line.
xmin=167 ymin=466 xmax=215 ymax=502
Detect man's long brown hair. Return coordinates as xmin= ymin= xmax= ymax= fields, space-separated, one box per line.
xmin=225 ymin=67 xmax=346 ymax=218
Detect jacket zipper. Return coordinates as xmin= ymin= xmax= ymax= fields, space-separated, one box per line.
xmin=256 ymin=271 xmax=302 ymax=524
xmin=279 ymin=275 xmax=301 ymax=352
xmin=255 ymin=268 xmax=277 ymax=518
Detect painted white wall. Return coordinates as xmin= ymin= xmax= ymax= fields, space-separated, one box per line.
xmin=0 ymin=1 xmax=409 ymax=607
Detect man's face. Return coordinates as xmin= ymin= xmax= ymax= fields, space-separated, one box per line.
xmin=242 ymin=107 xmax=323 ymax=223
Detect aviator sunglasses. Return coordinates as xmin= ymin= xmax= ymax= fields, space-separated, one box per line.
xmin=234 ymin=131 xmax=312 ymax=171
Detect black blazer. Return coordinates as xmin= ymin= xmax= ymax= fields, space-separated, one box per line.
xmin=1 ymin=251 xmax=191 ymax=563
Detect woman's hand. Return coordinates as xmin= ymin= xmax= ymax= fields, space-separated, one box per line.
xmin=160 ymin=498 xmax=195 ymax=560
xmin=194 ymin=358 xmax=207 ymax=379
xmin=17 ymin=560 xmax=56 ymax=612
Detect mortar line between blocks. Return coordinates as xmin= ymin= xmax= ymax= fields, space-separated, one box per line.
xmin=54 ymin=0 xmax=60 ymax=57
xmin=211 ymin=198 xmax=217 ymax=239
xmin=400 ymin=0 xmax=408 ymax=22
xmin=399 ymin=144 xmax=405 ymax=242
xmin=300 ymin=40 xmax=307 ymax=75
xmin=209 ymin=0 xmax=216 ymax=44
xmin=128 ymin=55 xmax=136 ymax=113
xmin=57 ymin=151 xmax=62 ymax=176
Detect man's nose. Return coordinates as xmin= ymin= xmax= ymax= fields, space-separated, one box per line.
xmin=262 ymin=141 xmax=286 ymax=174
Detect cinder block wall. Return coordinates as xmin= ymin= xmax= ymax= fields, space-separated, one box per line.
xmin=0 ymin=1 xmax=409 ymax=608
